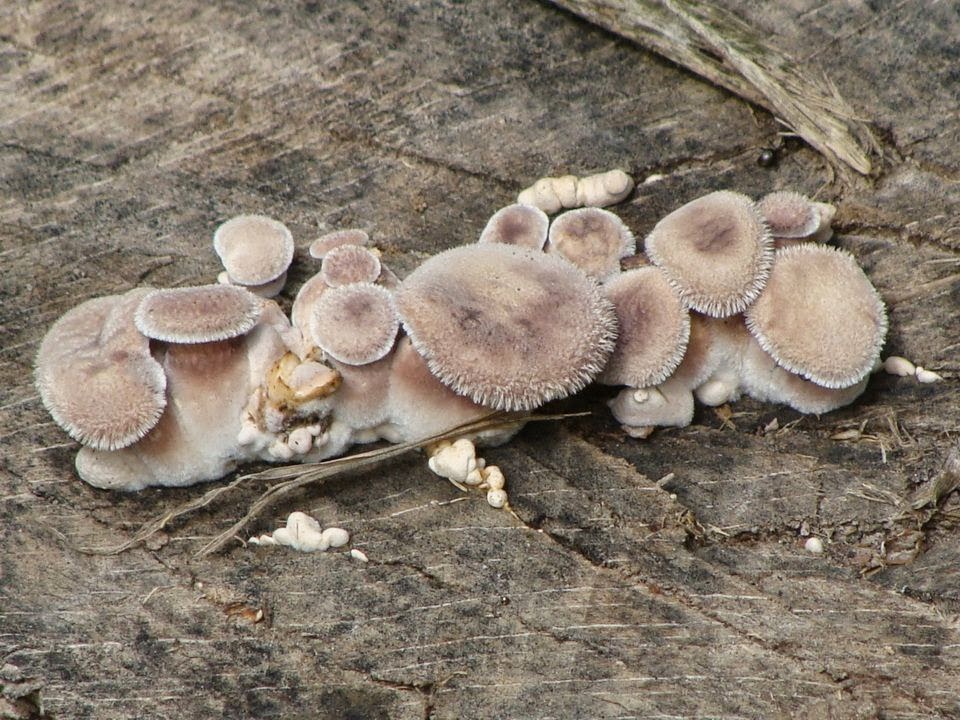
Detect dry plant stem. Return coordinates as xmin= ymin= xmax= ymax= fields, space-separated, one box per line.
xmin=81 ymin=412 xmax=586 ymax=557
xmin=549 ymin=0 xmax=878 ymax=176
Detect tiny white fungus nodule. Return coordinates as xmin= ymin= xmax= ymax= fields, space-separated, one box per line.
xmin=804 ymin=537 xmax=824 ymax=554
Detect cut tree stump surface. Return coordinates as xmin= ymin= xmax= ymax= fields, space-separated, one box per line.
xmin=1 ymin=1 xmax=958 ymax=718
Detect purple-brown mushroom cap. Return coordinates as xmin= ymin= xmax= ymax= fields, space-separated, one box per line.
xmin=547 ymin=207 xmax=636 ymax=281
xmin=757 ymin=191 xmax=835 ymax=241
xmin=135 ymin=285 xmax=262 ymax=344
xmin=320 ymin=245 xmax=382 ymax=287
xmin=213 ymin=214 xmax=295 ymax=286
xmin=396 ymin=243 xmax=616 ymax=411
xmin=35 ymin=290 xmax=167 ymax=451
xmin=644 ymin=190 xmax=773 ymax=317
xmin=478 ymin=204 xmax=549 ymax=251
xmin=599 ymin=267 xmax=690 ymax=388
xmin=309 ymin=282 xmax=400 ymax=366
xmin=744 ymin=244 xmax=887 ymax=389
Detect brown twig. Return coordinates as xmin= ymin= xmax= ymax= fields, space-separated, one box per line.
xmin=79 ymin=411 xmax=586 ymax=557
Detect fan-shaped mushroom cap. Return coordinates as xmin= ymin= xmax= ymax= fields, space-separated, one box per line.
xmin=309 ymin=283 xmax=399 ymax=366
xmin=396 ymin=244 xmax=616 ymax=411
xmin=36 ymin=290 xmax=167 ymax=451
xmin=135 ymin=285 xmax=262 ymax=344
xmin=757 ymin=191 xmax=835 ymax=244
xmin=547 ymin=207 xmax=636 ymax=281
xmin=320 ymin=245 xmax=382 ymax=287
xmin=599 ymin=267 xmax=690 ymax=388
xmin=213 ymin=214 xmax=295 ymax=287
xmin=644 ymin=190 xmax=773 ymax=317
xmin=309 ymin=229 xmax=370 ymax=259
xmin=76 ymin=335 xmax=257 ymax=490
xmin=744 ymin=244 xmax=887 ymax=389
xmin=384 ymin=336 xmax=490 ymax=442
xmin=478 ymin=204 xmax=549 ymax=250
xmin=739 ymin=334 xmax=868 ymax=414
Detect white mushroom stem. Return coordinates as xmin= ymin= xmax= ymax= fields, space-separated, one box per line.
xmin=517 ymin=170 xmax=634 ymax=213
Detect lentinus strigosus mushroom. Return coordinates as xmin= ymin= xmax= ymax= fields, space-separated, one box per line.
xmin=213 ymin=214 xmax=296 ymax=298
xmin=37 ymin=285 xmax=346 ymax=490
xmin=603 ymin=190 xmax=886 ymax=438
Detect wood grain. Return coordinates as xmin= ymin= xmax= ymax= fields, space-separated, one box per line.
xmin=2 ymin=1 xmax=958 ymax=718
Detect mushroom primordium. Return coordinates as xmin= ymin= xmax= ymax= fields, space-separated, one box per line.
xmin=517 ymin=169 xmax=635 ymax=213
xmin=36 ymin=182 xmax=891 ymax=496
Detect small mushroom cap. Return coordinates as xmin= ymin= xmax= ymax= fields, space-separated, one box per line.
xmin=644 ymin=190 xmax=773 ymax=317
xmin=135 ymin=285 xmax=262 ymax=344
xmin=598 ymin=267 xmax=690 ymax=388
xmin=309 ymin=229 xmax=371 ymax=259
xmin=309 ymin=282 xmax=399 ymax=365
xmin=320 ymin=245 xmax=382 ymax=287
xmin=213 ymin=214 xmax=295 ymax=286
xmin=547 ymin=207 xmax=636 ymax=281
xmin=744 ymin=244 xmax=887 ymax=389
xmin=757 ymin=191 xmax=831 ymax=239
xmin=36 ymin=291 xmax=167 ymax=451
xmin=396 ymin=243 xmax=617 ymax=411
xmin=478 ymin=203 xmax=549 ymax=250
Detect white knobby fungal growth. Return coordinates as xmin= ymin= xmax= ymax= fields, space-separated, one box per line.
xmin=804 ymin=537 xmax=824 ymax=554
xmin=427 ymin=439 xmax=510 ymax=508
xmin=517 ymin=169 xmax=634 ymax=214
xmin=249 ymin=511 xmax=350 ymax=553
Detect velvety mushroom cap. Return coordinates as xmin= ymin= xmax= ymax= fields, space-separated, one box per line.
xmin=547 ymin=207 xmax=636 ymax=281
xmin=744 ymin=244 xmax=887 ymax=388
xmin=309 ymin=229 xmax=371 ymax=259
xmin=320 ymin=245 xmax=382 ymax=287
xmin=396 ymin=243 xmax=617 ymax=411
xmin=135 ymin=285 xmax=262 ymax=344
xmin=599 ymin=267 xmax=690 ymax=388
xmin=757 ymin=191 xmax=823 ymax=239
xmin=478 ymin=204 xmax=549 ymax=250
xmin=213 ymin=214 xmax=295 ymax=286
xmin=309 ymin=282 xmax=399 ymax=365
xmin=35 ymin=291 xmax=167 ymax=451
xmin=644 ymin=190 xmax=773 ymax=317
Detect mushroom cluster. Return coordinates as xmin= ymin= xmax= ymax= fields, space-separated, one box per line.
xmin=35 ymin=181 xmax=891 ymax=497
xmin=36 ymin=211 xmax=617 ymax=494
xmin=600 ymin=190 xmax=887 ymax=438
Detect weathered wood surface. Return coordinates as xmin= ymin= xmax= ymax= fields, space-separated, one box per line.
xmin=2 ymin=1 xmax=959 ymax=718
